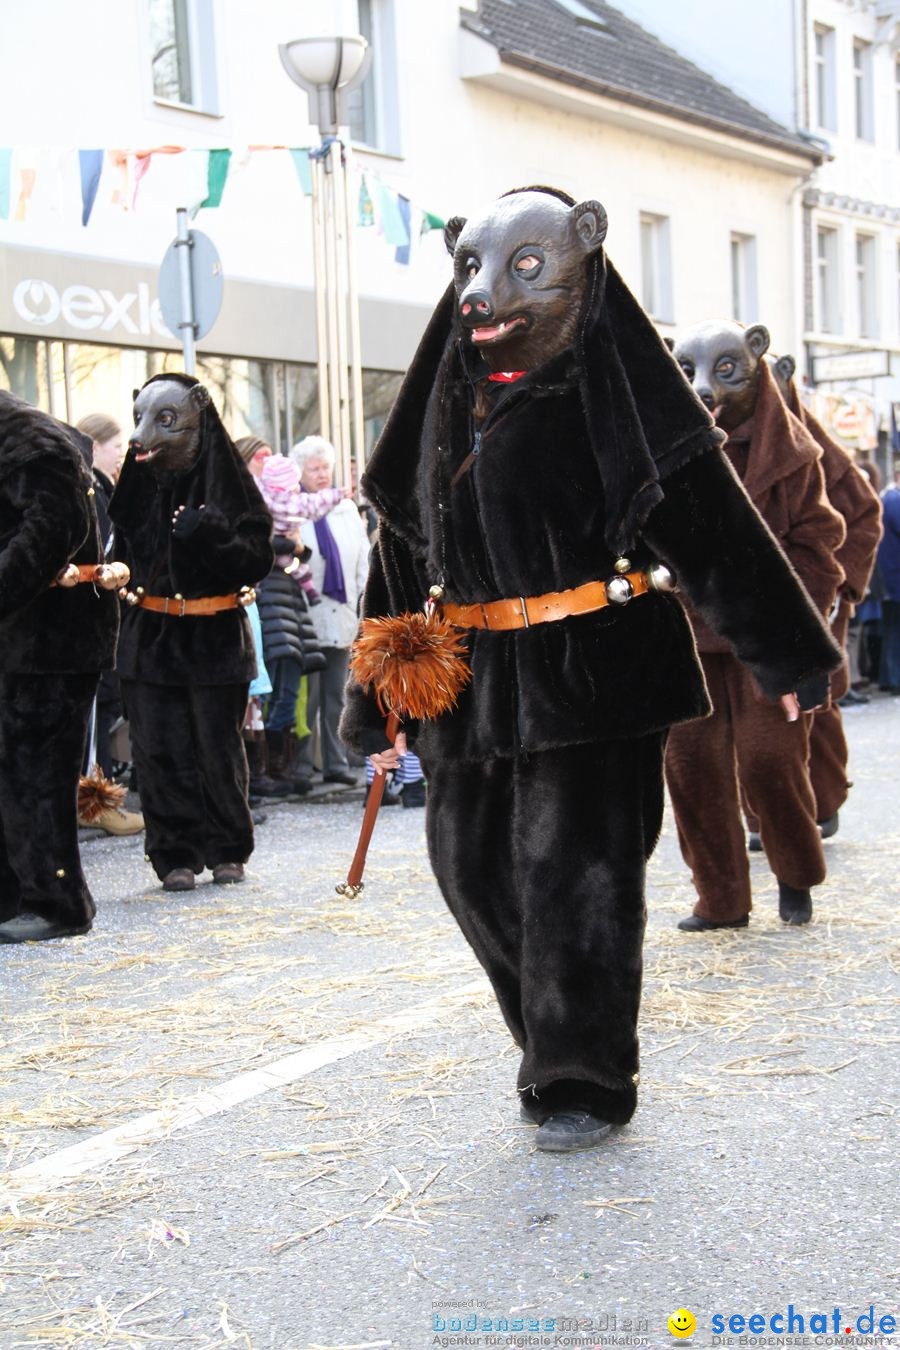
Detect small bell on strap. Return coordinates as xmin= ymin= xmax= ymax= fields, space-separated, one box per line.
xmin=56 ymin=563 xmax=81 ymax=588
xmin=647 ymin=562 xmax=676 ymax=593
xmin=607 ymin=574 xmax=634 ymax=605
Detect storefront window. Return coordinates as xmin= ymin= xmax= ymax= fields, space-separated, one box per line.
xmin=0 ymin=335 xmax=50 ymax=410
xmin=197 ymin=356 xmax=277 ymax=445
xmin=362 ymin=369 xmax=402 ymax=456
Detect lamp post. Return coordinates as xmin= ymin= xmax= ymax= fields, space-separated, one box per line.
xmin=279 ymin=35 xmax=371 ymax=490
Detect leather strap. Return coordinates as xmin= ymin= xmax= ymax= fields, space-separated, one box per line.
xmin=133 ymin=592 xmax=248 ymax=617
xmin=442 ymin=571 xmax=651 ymax=631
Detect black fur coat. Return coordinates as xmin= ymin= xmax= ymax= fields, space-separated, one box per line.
xmin=0 ymin=391 xmax=118 ymax=674
xmin=110 ymin=377 xmax=274 ymax=686
xmin=342 ymin=258 xmax=842 ymax=762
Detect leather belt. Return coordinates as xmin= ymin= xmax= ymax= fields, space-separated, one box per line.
xmin=124 ymin=587 xmax=256 ymax=616
xmin=442 ymin=571 xmax=651 ymax=631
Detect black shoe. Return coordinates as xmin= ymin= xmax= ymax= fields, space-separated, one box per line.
xmin=212 ymin=862 xmax=245 ymax=885
xmin=677 ymin=913 xmax=749 ymax=932
xmin=838 ymin=689 xmax=869 ymax=706
xmin=0 ymin=913 xmax=92 ymax=944
xmin=323 ymin=771 xmax=359 ymax=787
xmin=291 ymin=775 xmax=313 ymax=796
xmin=747 ymin=832 xmax=763 ymax=852
xmin=778 ymin=882 xmax=812 ymax=925
xmin=162 ymin=867 xmax=195 ymax=892
xmin=534 ymin=1109 xmax=614 ymax=1152
xmin=399 ymin=779 xmax=426 ymax=808
xmin=817 ymin=811 xmax=839 ymax=840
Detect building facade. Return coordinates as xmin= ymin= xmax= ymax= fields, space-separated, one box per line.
xmin=1 ymin=0 xmax=821 ymax=465
xmin=617 ymin=0 xmax=900 ymax=472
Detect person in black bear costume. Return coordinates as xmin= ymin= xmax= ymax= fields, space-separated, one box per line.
xmin=0 ymin=391 xmax=119 ymax=944
xmin=340 ymin=187 xmax=843 ymax=1151
xmin=110 ymin=374 xmax=274 ymax=892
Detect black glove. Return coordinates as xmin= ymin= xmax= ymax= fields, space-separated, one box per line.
xmin=795 ymin=671 xmax=830 ymax=712
xmin=361 ymin=726 xmax=395 ymax=757
xmin=171 ymin=505 xmax=205 ymax=538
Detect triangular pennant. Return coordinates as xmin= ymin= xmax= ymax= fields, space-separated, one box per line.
xmin=79 ymin=148 xmax=104 ymax=226
xmin=289 ymin=148 xmax=312 ymax=196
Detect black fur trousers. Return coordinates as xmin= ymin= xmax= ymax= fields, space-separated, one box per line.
xmin=122 ymin=680 xmax=252 ymax=879
xmin=423 ymin=735 xmax=666 ymax=1124
xmin=0 ymin=673 xmax=97 ymax=926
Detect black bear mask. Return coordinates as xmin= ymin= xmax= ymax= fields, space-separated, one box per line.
xmin=672 ymin=320 xmax=770 ymax=433
xmin=444 ymin=191 xmax=607 ymax=373
xmin=129 ymin=379 xmax=211 ymax=474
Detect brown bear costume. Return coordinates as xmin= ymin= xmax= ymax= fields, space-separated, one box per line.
xmin=0 ymin=392 xmax=119 ymax=942
xmin=341 ymin=189 xmax=841 ymax=1148
xmin=667 ymin=327 xmax=846 ymax=930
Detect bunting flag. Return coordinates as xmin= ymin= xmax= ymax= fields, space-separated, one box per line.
xmin=394 ymin=194 xmax=412 ymax=266
xmin=375 ymin=180 xmax=409 ymax=248
xmin=357 ymin=172 xmax=375 ymax=226
xmin=0 ymin=147 xmax=446 ymax=265
xmin=289 ymin=148 xmax=312 ymax=196
xmin=78 ymin=149 xmax=104 ymax=226
xmin=0 ymin=149 xmax=11 ymax=220
xmin=199 ymin=147 xmax=231 ymax=210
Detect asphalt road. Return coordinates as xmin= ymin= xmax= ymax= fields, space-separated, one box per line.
xmin=1 ymin=695 xmax=897 ymax=1350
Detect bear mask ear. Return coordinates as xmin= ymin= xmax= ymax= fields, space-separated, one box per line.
xmin=744 ymin=323 xmax=771 ymax=360
xmin=662 ymin=336 xmax=675 ymax=352
xmin=572 ymin=200 xmax=608 ymax=252
xmin=776 ymin=353 xmax=797 ymax=383
xmin=189 ymin=384 xmax=211 ymax=411
xmin=444 ymin=216 xmax=467 ymax=256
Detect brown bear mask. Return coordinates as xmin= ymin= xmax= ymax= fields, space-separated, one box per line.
xmin=671 ymin=320 xmax=770 ymax=433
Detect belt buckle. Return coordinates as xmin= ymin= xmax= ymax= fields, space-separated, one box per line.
xmin=163 ymin=596 xmax=170 ymax=616
xmin=479 ymin=603 xmax=490 ymax=630
xmin=179 ymin=596 xmax=187 ymax=617
xmin=518 ymin=596 xmax=530 ymax=629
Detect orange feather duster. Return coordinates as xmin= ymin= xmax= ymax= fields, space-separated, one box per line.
xmin=338 ymin=608 xmax=471 ymax=898
xmin=77 ymin=766 xmax=127 ymax=823
xmin=348 ymin=609 xmax=471 ymax=718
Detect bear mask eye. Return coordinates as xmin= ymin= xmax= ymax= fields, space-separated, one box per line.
xmin=678 ymin=361 xmax=695 ymax=380
xmin=158 ymin=409 xmax=177 ymax=428
xmin=465 ymin=257 xmax=480 ymax=281
xmin=716 ymin=358 xmax=736 ymax=377
xmin=513 ymin=248 xmax=544 ymax=277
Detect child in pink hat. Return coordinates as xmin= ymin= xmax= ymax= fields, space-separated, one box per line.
xmin=259 ymin=456 xmax=348 ymax=604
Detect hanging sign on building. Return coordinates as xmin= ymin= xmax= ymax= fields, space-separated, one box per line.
xmin=812 ymin=349 xmax=891 ymax=383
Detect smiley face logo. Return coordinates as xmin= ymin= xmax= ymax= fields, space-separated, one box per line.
xmin=668 ymin=1308 xmax=696 ymax=1338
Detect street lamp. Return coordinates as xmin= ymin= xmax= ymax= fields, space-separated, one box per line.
xmin=279 ymin=35 xmax=372 ymax=489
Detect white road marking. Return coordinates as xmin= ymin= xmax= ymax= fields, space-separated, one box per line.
xmin=0 ymin=979 xmax=487 ymax=1204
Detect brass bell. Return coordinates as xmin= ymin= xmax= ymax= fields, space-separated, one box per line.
xmin=55 ymin=867 xmax=66 ymax=878
xmin=135 ymin=586 xmax=145 ymax=597
xmin=56 ymin=563 xmax=81 ymax=588
xmin=125 ymin=591 xmax=140 ymax=607
xmin=428 ymin=584 xmax=445 ymax=600
xmin=94 ymin=564 xmax=121 ymax=591
xmin=109 ymin=562 xmax=130 ymax=587
xmin=174 ymin=593 xmax=183 ymax=602
xmin=87 ymin=487 xmax=95 ymax=497
xmin=614 ymin=557 xmax=632 ymax=575
xmin=647 ymin=562 xmax=676 ymax=593
xmin=607 ymin=575 xmax=634 ymax=606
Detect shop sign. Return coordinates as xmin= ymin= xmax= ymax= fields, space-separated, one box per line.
xmin=11 ymin=278 xmax=170 ymax=339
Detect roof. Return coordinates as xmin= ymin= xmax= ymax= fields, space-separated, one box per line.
xmin=461 ymin=0 xmax=822 ymax=162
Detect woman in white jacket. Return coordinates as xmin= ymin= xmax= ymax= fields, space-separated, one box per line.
xmin=290 ymin=436 xmax=370 ymax=785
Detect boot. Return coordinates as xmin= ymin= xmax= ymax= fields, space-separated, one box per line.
xmin=245 ymin=731 xmax=287 ymax=800
xmin=287 ymin=732 xmax=312 ymax=796
xmin=778 ymin=881 xmax=812 ymax=925
xmin=264 ymin=728 xmax=293 ymax=797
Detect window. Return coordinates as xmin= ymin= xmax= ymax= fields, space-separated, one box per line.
xmin=853 ymin=39 xmax=873 ymax=141
xmin=816 ymin=226 xmax=840 ymax=333
xmin=855 ymin=234 xmax=878 ymax=338
xmin=345 ymin=0 xmax=401 ymax=154
xmin=639 ymin=213 xmax=673 ymax=323
xmin=730 ymin=233 xmax=758 ymax=323
xmin=149 ymin=0 xmax=220 ymax=115
xmin=813 ymin=25 xmax=836 ymax=132
xmin=896 ymin=55 xmax=900 ymax=149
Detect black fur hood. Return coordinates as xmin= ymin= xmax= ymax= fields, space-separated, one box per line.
xmin=362 ymin=200 xmax=723 ymax=563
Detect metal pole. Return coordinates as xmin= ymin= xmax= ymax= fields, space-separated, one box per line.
xmin=309 ymin=154 xmax=331 ymax=440
xmin=331 ymin=139 xmax=353 ymax=491
xmin=322 ymin=144 xmax=343 ymax=479
xmin=342 ymin=138 xmax=366 ymax=493
xmin=174 ymin=206 xmax=197 ymax=375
